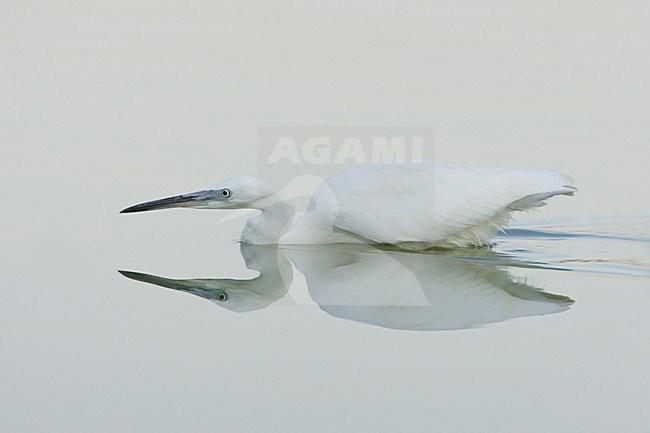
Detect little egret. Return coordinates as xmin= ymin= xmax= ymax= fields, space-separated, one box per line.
xmin=119 ymin=244 xmax=574 ymax=331
xmin=121 ymin=161 xmax=575 ymax=249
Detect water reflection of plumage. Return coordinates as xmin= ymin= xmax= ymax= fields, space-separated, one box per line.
xmin=120 ymin=244 xmax=573 ymax=331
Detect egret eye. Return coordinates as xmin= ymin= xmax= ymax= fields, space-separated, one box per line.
xmin=221 ymin=188 xmax=232 ymax=198
xmin=217 ymin=292 xmax=228 ymax=302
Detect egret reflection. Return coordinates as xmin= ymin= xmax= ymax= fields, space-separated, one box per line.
xmin=119 ymin=245 xmax=574 ymax=331
xmin=121 ymin=244 xmax=292 ymax=313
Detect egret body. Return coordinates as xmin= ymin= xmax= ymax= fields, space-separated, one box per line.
xmin=121 ymin=161 xmax=575 ymax=250
xmin=119 ymin=244 xmax=574 ymax=331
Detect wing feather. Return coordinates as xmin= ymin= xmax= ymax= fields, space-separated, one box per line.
xmin=320 ymin=162 xmax=573 ymax=246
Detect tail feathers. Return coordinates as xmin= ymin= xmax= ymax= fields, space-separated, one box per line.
xmin=504 ymin=171 xmax=576 ymax=212
xmin=507 ymin=171 xmax=576 ymax=212
xmin=507 ymin=189 xmax=570 ymax=211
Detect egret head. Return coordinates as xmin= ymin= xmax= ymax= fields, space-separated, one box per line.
xmin=120 ymin=175 xmax=280 ymax=213
xmin=118 ymin=269 xmax=288 ymax=313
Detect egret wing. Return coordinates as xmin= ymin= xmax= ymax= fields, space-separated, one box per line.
xmin=323 ymin=162 xmax=573 ymax=246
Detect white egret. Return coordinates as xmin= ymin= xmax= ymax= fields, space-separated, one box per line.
xmin=121 ymin=161 xmax=575 ymax=249
xmin=119 ymin=244 xmax=574 ymax=331
xmin=120 ymin=244 xmax=293 ymax=313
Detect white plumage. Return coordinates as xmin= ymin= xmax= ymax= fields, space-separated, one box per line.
xmin=121 ymin=161 xmax=575 ymax=250
xmin=284 ymin=162 xmax=575 ymax=248
xmin=119 ymin=244 xmax=574 ymax=331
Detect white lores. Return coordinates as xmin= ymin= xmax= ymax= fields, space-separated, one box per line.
xmin=121 ymin=161 xmax=576 ymax=250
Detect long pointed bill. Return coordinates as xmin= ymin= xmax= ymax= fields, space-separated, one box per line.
xmin=120 ymin=190 xmax=220 ymax=213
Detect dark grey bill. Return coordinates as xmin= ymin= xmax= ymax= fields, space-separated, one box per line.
xmin=120 ymin=190 xmax=216 ymax=213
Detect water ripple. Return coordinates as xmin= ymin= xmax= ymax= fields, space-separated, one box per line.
xmin=494 ymin=218 xmax=650 ymax=279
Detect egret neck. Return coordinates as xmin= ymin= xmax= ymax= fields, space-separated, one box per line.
xmin=241 ymin=193 xmax=295 ymax=245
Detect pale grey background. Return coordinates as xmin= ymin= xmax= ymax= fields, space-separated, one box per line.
xmin=1 ymin=1 xmax=649 ymax=432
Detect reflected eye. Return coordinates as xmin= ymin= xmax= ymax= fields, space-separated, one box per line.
xmin=221 ymin=189 xmax=232 ymax=198
xmin=217 ymin=292 xmax=229 ymax=302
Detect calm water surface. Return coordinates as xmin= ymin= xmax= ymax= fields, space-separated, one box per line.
xmin=3 ymin=1 xmax=650 ymax=430
xmin=1 ymin=146 xmax=648 ymax=433
xmin=2 ymin=208 xmax=648 ymax=433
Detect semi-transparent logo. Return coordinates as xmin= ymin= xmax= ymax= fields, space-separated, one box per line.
xmin=257 ymin=126 xmax=435 ymax=198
